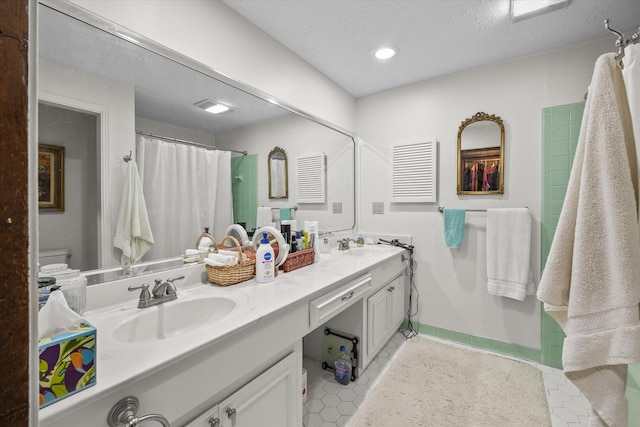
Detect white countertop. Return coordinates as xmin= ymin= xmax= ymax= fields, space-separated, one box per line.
xmin=39 ymin=244 xmax=404 ymax=422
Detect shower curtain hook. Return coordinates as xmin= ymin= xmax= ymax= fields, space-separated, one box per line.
xmin=604 ymin=19 xmax=627 ymax=67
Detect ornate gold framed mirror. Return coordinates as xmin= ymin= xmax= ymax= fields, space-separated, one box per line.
xmin=457 ymin=112 xmax=504 ymax=195
xmin=268 ymin=146 xmax=288 ymax=199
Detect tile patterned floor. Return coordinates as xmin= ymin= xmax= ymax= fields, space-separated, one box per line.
xmin=302 ymin=332 xmax=591 ymax=427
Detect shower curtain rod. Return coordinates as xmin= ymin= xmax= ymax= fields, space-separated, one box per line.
xmin=136 ymin=130 xmax=248 ymax=156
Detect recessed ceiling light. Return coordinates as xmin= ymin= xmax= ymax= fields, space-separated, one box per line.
xmin=374 ymin=46 xmax=397 ymax=60
xmin=194 ymin=99 xmax=232 ymax=115
xmin=511 ymin=0 xmax=569 ymax=22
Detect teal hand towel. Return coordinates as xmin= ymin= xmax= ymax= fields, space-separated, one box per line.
xmin=280 ymin=207 xmax=291 ymax=221
xmin=444 ymin=208 xmax=466 ymax=248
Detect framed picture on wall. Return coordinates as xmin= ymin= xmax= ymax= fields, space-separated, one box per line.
xmin=38 ymin=144 xmax=65 ymax=211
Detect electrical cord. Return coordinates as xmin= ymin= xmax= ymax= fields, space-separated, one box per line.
xmin=378 ymin=239 xmax=419 ymax=339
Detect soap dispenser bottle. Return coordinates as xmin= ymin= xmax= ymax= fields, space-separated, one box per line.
xmin=255 ymin=232 xmax=275 ymax=283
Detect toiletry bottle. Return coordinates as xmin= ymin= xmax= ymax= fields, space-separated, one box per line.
xmin=333 ymin=345 xmax=352 ymax=385
xmin=322 ymin=237 xmax=331 ymax=254
xmin=255 ymin=232 xmax=275 ymax=283
xmin=296 ymin=230 xmax=302 ymax=252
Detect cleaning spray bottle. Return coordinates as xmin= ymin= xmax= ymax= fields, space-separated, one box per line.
xmin=255 ymin=232 xmax=275 ymax=283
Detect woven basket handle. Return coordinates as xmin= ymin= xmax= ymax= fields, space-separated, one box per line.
xmin=218 ymin=236 xmax=246 ymax=265
xmin=195 ymin=232 xmax=217 ymax=250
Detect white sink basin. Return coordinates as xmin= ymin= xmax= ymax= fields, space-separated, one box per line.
xmin=112 ymin=296 xmax=237 ymax=343
xmin=335 ymin=246 xmax=398 ymax=256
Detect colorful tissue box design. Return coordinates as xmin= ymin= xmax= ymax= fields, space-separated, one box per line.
xmin=38 ymin=322 xmax=96 ymax=408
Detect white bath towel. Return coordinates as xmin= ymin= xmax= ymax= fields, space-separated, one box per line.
xmin=486 ymin=208 xmax=535 ymax=301
xmin=114 ymin=160 xmax=154 ymax=264
xmin=537 ymin=53 xmax=640 ymax=427
xmin=256 ymin=206 xmax=272 ymax=228
xmin=205 ymin=253 xmax=238 ymax=267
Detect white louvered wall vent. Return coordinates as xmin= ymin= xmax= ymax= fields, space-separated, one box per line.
xmin=296 ymin=152 xmax=326 ymax=203
xmin=392 ymin=140 xmax=437 ymax=203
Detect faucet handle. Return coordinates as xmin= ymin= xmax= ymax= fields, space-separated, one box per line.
xmin=165 ymin=275 xmax=184 ymax=295
xmin=128 ymin=284 xmax=151 ymax=303
xmin=166 ymin=275 xmax=185 ymax=284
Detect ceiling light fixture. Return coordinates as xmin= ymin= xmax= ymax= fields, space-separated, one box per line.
xmin=374 ymin=46 xmax=397 ymax=60
xmin=511 ymin=0 xmax=569 ymax=22
xmin=194 ymin=99 xmax=232 ymax=115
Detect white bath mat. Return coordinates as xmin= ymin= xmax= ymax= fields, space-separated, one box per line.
xmin=347 ymin=336 xmax=551 ymax=427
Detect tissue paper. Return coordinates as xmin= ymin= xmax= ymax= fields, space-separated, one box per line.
xmin=38 ymin=291 xmax=85 ymax=340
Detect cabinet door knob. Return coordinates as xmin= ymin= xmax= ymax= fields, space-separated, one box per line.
xmin=208 ymin=417 xmax=220 ymax=427
xmin=226 ymin=408 xmax=236 ymax=419
xmin=388 ymin=286 xmax=395 ymax=292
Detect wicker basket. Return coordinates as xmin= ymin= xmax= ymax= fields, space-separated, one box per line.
xmin=195 ymin=232 xmax=216 ymax=250
xmin=280 ymin=248 xmax=314 ymax=272
xmin=206 ymin=236 xmax=255 ymax=286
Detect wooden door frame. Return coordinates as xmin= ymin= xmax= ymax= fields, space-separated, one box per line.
xmin=0 ymin=0 xmax=35 ymax=425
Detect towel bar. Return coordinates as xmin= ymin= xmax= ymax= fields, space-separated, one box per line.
xmin=437 ymin=205 xmax=528 ymax=213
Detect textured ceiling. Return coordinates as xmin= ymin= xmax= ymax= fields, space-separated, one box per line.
xmin=223 ymin=0 xmax=640 ymax=97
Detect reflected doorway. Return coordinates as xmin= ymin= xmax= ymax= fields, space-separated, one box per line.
xmin=38 ymin=102 xmax=100 ymax=271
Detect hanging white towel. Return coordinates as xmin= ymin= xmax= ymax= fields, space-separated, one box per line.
xmin=256 ymin=206 xmax=272 ymax=228
xmin=486 ymin=208 xmax=535 ymax=301
xmin=537 ymin=53 xmax=640 ymax=427
xmin=114 ymin=160 xmax=154 ymax=264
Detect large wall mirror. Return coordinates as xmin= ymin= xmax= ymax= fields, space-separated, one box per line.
xmin=37 ymin=2 xmax=355 ymax=284
xmin=457 ymin=112 xmax=505 ymax=195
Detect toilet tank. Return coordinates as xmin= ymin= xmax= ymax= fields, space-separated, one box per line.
xmin=39 ymin=249 xmax=71 ymax=268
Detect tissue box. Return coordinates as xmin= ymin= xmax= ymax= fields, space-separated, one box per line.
xmin=38 ymin=322 xmax=96 ymax=408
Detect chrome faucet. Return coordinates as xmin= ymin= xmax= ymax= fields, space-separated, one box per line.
xmin=337 ymin=238 xmax=355 ymax=251
xmin=128 ymin=275 xmax=185 ymax=308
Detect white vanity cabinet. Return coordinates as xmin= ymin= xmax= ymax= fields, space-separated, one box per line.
xmin=367 ymin=274 xmax=405 ymax=356
xmin=186 ymin=352 xmax=298 ymax=427
xmin=39 ymin=245 xmax=407 ymax=427
xmin=218 ymin=352 xmax=298 ymax=427
xmin=303 ymin=249 xmax=407 ymax=375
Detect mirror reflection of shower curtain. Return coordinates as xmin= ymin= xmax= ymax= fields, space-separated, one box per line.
xmin=137 ymin=136 xmax=232 ymax=260
xmin=622 ymin=43 xmax=640 ymax=220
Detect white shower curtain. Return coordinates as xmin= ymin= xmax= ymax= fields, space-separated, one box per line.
xmin=137 ymin=136 xmax=232 ymax=260
xmin=623 ymin=43 xmax=640 ymax=221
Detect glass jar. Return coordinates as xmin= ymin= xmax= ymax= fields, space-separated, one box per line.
xmin=51 ymin=269 xmax=87 ymax=315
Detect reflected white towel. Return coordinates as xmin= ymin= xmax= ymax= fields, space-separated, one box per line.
xmin=114 ymin=160 xmax=154 ymax=264
xmin=486 ymin=208 xmax=534 ymax=301
xmin=205 ymin=253 xmax=238 ymax=267
xmin=257 ymin=206 xmax=272 ymax=228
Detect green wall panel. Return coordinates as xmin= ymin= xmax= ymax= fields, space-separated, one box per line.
xmin=231 ymin=154 xmax=258 ymax=230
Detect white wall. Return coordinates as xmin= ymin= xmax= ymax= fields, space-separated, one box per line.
xmin=216 ymin=114 xmax=355 ymax=232
xmin=67 ymin=0 xmax=356 ymax=132
xmin=355 ymin=37 xmax=611 ymax=349
xmin=39 ymin=58 xmax=136 ymax=269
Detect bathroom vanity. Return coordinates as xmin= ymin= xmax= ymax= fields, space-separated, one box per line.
xmin=38 ymin=245 xmax=407 ymax=427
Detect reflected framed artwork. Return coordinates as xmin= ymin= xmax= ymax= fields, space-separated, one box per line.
xmin=38 ymin=144 xmax=65 ymax=211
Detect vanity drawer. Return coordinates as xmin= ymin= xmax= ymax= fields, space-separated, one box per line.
xmin=310 ymin=274 xmax=371 ymax=328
